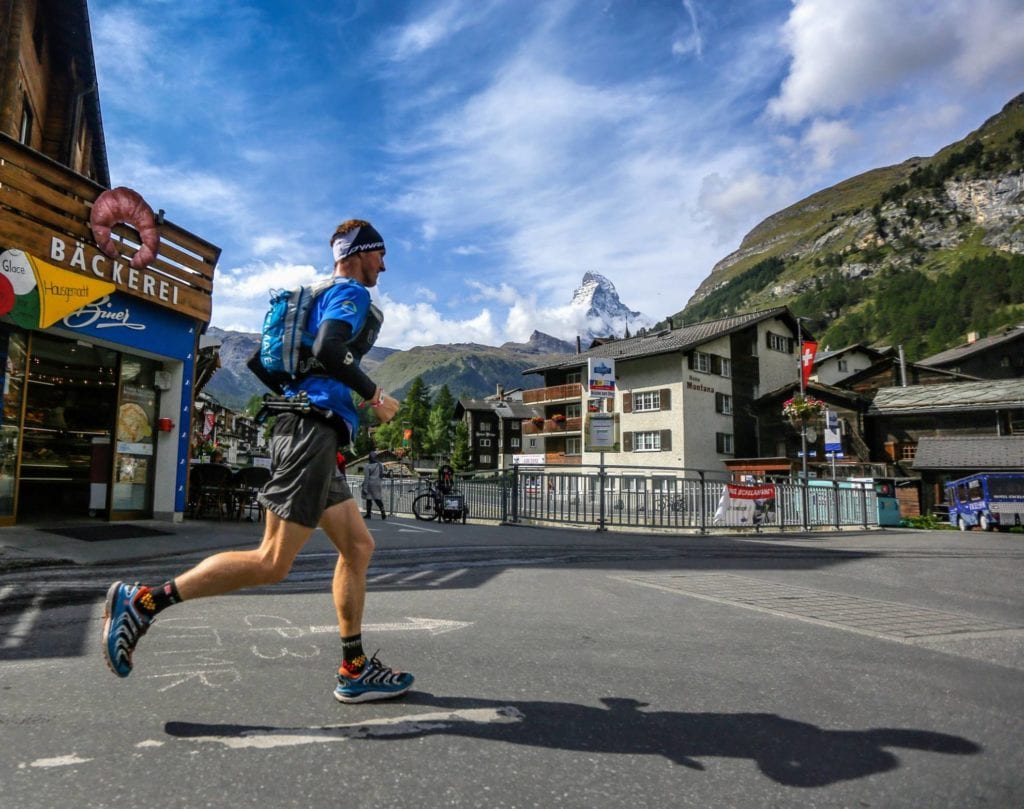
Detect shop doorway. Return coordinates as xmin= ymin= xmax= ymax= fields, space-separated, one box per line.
xmin=17 ymin=334 xmax=119 ymax=521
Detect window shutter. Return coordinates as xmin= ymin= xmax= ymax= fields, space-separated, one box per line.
xmin=660 ymin=430 xmax=672 ymax=451
xmin=687 ymin=352 xmax=695 ymax=370
xmin=606 ymin=397 xmax=615 ymax=412
xmin=659 ymin=388 xmax=671 ymax=410
xmin=623 ymin=431 xmax=633 ymax=452
xmin=765 ymin=332 xmax=772 ymax=348
xmin=788 ymin=337 xmax=795 ymax=354
xmin=710 ymin=354 xmax=722 ymax=375
xmin=623 ymin=393 xmax=632 ymax=413
xmin=715 ymin=392 xmax=724 ymax=413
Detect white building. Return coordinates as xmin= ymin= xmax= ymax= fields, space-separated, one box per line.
xmin=521 ymin=307 xmax=806 ymax=474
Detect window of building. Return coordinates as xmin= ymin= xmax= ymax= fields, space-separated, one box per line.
xmin=479 ymin=421 xmax=493 ymax=433
xmin=634 ymin=431 xmax=662 ymax=451
xmin=897 ymin=442 xmax=916 ymax=461
xmin=716 ymin=433 xmax=734 ymax=454
xmin=634 ymin=390 xmax=662 ymax=412
xmin=510 ymin=420 xmax=520 ymax=431
xmin=565 ymin=437 xmax=581 ymax=455
xmin=715 ymin=393 xmax=733 ymax=415
xmin=479 ymin=438 xmax=492 ymax=447
xmin=19 ymin=95 xmax=33 ymax=146
xmin=566 ymin=402 xmax=582 ymax=419
xmin=838 ymin=359 xmax=848 ymax=372
xmin=510 ymin=437 xmax=520 ymax=448
xmin=719 ymin=357 xmax=731 ymax=378
xmin=528 ymin=438 xmax=537 ymax=448
xmin=766 ymin=331 xmax=794 ymax=353
xmin=692 ymin=352 xmax=711 ymax=373
xmin=479 ymin=454 xmax=492 ymax=464
xmin=566 ymin=370 xmax=582 ymax=384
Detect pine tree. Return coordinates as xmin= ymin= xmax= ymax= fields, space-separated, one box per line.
xmin=426 ymin=385 xmax=456 ymax=459
xmin=451 ymin=420 xmax=472 ymax=471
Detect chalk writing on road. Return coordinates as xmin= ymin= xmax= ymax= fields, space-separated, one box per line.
xmin=246 ymin=614 xmax=321 ymax=660
xmin=145 ymin=617 xmax=239 ymax=692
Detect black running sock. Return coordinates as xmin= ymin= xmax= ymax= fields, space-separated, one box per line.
xmin=135 ymin=580 xmax=181 ymax=618
xmin=341 ymin=634 xmax=366 ymax=673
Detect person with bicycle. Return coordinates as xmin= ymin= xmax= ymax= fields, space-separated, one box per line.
xmin=102 ymin=219 xmax=414 ymax=704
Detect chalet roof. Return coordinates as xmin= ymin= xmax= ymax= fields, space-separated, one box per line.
xmin=455 ymin=399 xmax=538 ymax=419
xmin=523 ymin=307 xmax=793 ymax=374
xmin=868 ymin=379 xmax=1024 ymax=414
xmin=918 ymin=323 xmax=1024 ymax=367
xmin=814 ymin=344 xmax=891 ymax=364
xmin=912 ymin=435 xmax=1024 ymax=470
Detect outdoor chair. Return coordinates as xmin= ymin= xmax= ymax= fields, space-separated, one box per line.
xmin=232 ymin=465 xmax=272 ymax=522
xmin=189 ymin=463 xmax=235 ymax=520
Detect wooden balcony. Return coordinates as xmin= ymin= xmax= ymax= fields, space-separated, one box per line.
xmin=0 ymin=133 xmax=220 ymax=323
xmin=522 ymin=416 xmax=583 ymax=435
xmin=522 ymin=383 xmax=583 ymax=404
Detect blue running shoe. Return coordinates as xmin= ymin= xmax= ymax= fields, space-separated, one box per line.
xmin=102 ymin=581 xmax=152 ymax=678
xmin=334 ymin=653 xmax=414 ymax=703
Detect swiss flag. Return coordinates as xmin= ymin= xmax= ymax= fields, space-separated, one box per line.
xmin=800 ymin=341 xmax=818 ymax=388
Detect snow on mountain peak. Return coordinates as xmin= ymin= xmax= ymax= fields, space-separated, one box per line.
xmin=568 ymin=272 xmax=652 ymax=343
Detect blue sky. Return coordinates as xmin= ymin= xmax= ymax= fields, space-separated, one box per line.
xmin=89 ymin=0 xmax=1024 ymax=350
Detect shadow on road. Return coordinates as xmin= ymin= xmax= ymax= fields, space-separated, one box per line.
xmin=164 ymin=693 xmax=981 ymax=788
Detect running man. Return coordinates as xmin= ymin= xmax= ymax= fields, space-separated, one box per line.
xmin=103 ymin=219 xmax=413 ymax=703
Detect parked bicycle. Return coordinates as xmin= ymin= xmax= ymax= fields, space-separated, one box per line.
xmin=412 ymin=477 xmax=468 ymax=523
xmin=654 ymin=493 xmax=685 ymax=513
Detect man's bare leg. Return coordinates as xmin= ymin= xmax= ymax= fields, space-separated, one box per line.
xmin=319 ymin=497 xmax=375 ymax=637
xmin=173 ymin=511 xmax=314 ymax=600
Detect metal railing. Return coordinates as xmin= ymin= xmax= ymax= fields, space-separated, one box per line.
xmin=353 ymin=462 xmax=880 ymax=532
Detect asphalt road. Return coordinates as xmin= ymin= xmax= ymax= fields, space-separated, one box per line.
xmin=1 ymin=520 xmax=1022 ymax=808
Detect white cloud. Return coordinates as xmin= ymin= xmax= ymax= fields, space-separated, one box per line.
xmin=696 ymin=169 xmax=797 ymax=247
xmin=671 ymin=0 xmax=703 ymax=58
xmin=768 ymin=0 xmax=1024 ymax=125
xmin=377 ymin=294 xmax=497 ymax=348
xmin=801 ymin=118 xmax=860 ymax=170
xmin=215 ymin=262 xmax=321 ymax=302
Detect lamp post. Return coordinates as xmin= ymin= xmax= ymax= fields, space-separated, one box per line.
xmin=796 ymin=317 xmax=812 ymax=530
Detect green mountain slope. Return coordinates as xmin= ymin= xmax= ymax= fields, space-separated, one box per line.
xmin=371 ymin=333 xmax=575 ymax=400
xmin=675 ymin=93 xmax=1024 ymax=359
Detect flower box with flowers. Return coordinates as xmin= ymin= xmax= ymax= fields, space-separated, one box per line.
xmin=782 ymin=395 xmax=825 ymax=425
xmin=530 ymin=416 xmax=545 ymax=428
xmin=551 ymin=414 xmax=566 ymax=425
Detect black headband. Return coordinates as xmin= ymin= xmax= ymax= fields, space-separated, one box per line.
xmin=331 ymin=224 xmax=385 ymax=261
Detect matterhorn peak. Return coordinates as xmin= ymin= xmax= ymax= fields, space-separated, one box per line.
xmin=568 ymin=272 xmax=652 ymax=344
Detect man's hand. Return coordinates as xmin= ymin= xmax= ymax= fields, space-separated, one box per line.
xmin=372 ymin=393 xmax=400 ymax=423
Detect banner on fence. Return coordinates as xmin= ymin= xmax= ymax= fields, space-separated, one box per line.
xmin=713 ymin=483 xmax=777 ymax=526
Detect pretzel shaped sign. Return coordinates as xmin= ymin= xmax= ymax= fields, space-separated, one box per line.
xmin=89 ymin=186 xmax=161 ymax=270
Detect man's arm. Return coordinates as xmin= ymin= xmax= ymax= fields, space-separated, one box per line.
xmin=312 ymin=319 xmax=399 ymax=421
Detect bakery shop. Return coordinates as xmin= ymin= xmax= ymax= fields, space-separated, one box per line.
xmin=0 ymin=1 xmax=221 ymax=525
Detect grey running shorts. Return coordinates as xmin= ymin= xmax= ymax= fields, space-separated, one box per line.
xmin=257 ymin=413 xmax=353 ymax=528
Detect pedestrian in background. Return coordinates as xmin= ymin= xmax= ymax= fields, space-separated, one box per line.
xmin=362 ymin=450 xmax=386 ymax=520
